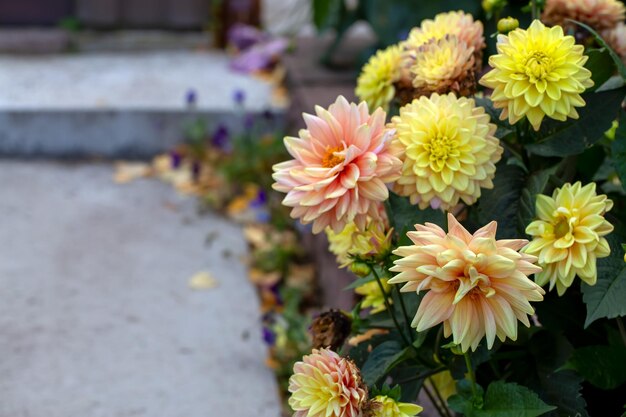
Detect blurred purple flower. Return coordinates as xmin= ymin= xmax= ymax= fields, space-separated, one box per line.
xmin=228 ymin=23 xmax=267 ymax=51
xmin=185 ymin=89 xmax=197 ymax=106
xmin=191 ymin=161 xmax=201 ymax=180
xmin=211 ymin=124 xmax=230 ymax=149
xmin=262 ymin=326 xmax=276 ymax=346
xmin=230 ymin=38 xmax=289 ymax=73
xmin=244 ymin=113 xmax=255 ymax=130
xmin=233 ymin=89 xmax=246 ymax=105
xmin=262 ymin=109 xmax=274 ymax=121
xmin=169 ymin=150 xmax=182 ymax=169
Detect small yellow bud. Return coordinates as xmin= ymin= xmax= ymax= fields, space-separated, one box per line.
xmin=350 ymin=261 xmax=372 ymax=277
xmin=482 ymin=0 xmax=507 ymax=14
xmin=497 ymin=17 xmax=519 ymax=33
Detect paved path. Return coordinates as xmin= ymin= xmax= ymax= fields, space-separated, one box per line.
xmin=0 ymin=161 xmax=280 ymax=417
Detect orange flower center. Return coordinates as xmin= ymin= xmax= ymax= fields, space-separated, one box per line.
xmin=322 ymin=146 xmax=345 ymax=168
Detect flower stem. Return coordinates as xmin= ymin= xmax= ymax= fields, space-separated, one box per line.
xmin=617 ymin=317 xmax=626 ymax=347
xmin=394 ymin=285 xmax=415 ymax=343
xmin=531 ymin=0 xmax=539 ymax=20
xmin=371 ymin=265 xmax=411 ymax=347
xmin=464 ymin=352 xmax=479 ymax=398
xmin=428 ymin=378 xmax=453 ymax=417
xmin=394 ymin=366 xmax=447 ymax=384
xmin=423 ymin=383 xmax=448 ymax=417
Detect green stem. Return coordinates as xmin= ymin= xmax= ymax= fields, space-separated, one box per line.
xmin=531 ymin=0 xmax=539 ymax=20
xmin=617 ymin=317 xmax=626 ymax=347
xmin=428 ymin=378 xmax=453 ymax=417
xmin=464 ymin=352 xmax=479 ymax=398
xmin=394 ymin=285 xmax=415 ymax=343
xmin=371 ymin=266 xmax=411 ymax=348
xmin=394 ymin=366 xmax=447 ymax=384
xmin=423 ymin=383 xmax=448 ymax=417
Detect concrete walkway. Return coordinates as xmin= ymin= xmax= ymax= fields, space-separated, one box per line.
xmin=0 ymin=160 xmax=280 ymax=417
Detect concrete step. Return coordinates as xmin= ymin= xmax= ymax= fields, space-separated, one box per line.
xmin=0 ymin=51 xmax=283 ymax=157
xmin=0 ymin=160 xmax=280 ymax=417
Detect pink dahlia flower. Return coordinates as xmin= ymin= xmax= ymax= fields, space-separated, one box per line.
xmin=272 ymin=96 xmax=402 ymax=233
xmin=288 ymin=348 xmax=367 ymax=417
xmin=389 ymin=214 xmax=544 ymax=352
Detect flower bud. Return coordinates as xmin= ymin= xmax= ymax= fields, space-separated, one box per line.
xmin=497 ymin=17 xmax=519 ymax=34
xmin=350 ymin=261 xmax=372 ymax=277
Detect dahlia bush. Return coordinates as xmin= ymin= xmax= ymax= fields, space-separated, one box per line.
xmin=276 ymin=2 xmax=626 ymax=416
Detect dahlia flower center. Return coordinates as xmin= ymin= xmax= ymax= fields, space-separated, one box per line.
xmin=554 ymin=216 xmax=573 ymax=239
xmin=425 ymin=133 xmax=458 ymax=171
xmin=322 ymin=146 xmax=345 ymax=168
xmin=524 ymin=51 xmax=553 ymax=82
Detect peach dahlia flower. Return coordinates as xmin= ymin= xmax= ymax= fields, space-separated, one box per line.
xmin=272 ymin=96 xmax=402 ymax=234
xmin=389 ymin=214 xmax=544 ymax=352
xmin=288 ymin=348 xmax=367 ymax=417
xmin=542 ymin=0 xmax=626 ymax=31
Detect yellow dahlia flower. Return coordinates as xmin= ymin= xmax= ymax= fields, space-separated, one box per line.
xmin=326 ymin=211 xmax=393 ymax=267
xmin=356 ymin=45 xmax=403 ymax=112
xmin=480 ymin=20 xmax=594 ymax=131
xmin=524 ymin=182 xmax=614 ymax=295
xmin=390 ymin=93 xmax=502 ymax=210
xmin=289 ymin=348 xmax=367 ymax=417
xmin=543 ymin=0 xmax=626 ymax=31
xmin=409 ymin=36 xmax=477 ymax=97
xmin=369 ymin=395 xmax=423 ymax=417
xmin=405 ymin=11 xmax=485 ymax=60
xmin=389 ymin=214 xmax=544 ymax=352
xmin=355 ymin=278 xmax=391 ymax=313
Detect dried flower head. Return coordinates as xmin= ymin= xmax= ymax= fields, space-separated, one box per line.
xmin=389 ymin=214 xmax=544 ymax=352
xmin=524 ymin=182 xmax=614 ymax=295
xmin=310 ymin=310 xmax=353 ymax=351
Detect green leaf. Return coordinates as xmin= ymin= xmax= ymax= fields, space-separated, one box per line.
xmin=585 ymin=48 xmax=617 ymax=91
xmin=612 ymin=109 xmax=626 ymax=191
xmin=361 ymin=340 xmax=412 ymax=387
xmin=518 ymin=165 xmax=559 ymax=236
xmin=362 ymin=0 xmax=479 ymax=46
xmin=449 ymin=379 xmax=485 ymax=416
xmin=477 ymin=162 xmax=527 ymax=239
xmin=526 ymin=88 xmax=626 ymax=157
xmin=481 ymin=382 xmax=556 ymax=417
xmin=582 ymin=232 xmax=626 ymax=327
xmin=570 ymin=19 xmax=626 ymax=80
xmin=385 ymin=191 xmax=445 ymax=244
xmin=312 ymin=0 xmax=342 ymax=30
xmin=540 ymin=371 xmax=589 ymax=417
xmin=562 ymin=345 xmax=626 ymax=389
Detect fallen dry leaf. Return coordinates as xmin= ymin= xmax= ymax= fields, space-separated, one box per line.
xmin=188 ymin=271 xmax=219 ymax=290
xmin=113 ymin=161 xmax=152 ymax=184
xmin=348 ymin=329 xmax=389 ymax=346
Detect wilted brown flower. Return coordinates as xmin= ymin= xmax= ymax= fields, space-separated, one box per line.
xmin=310 ymin=309 xmax=353 ymax=350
